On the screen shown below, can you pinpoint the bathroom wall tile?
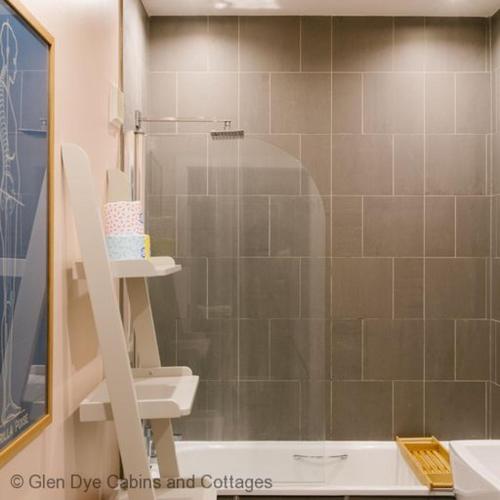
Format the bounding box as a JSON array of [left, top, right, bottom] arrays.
[[239, 196, 269, 257], [494, 197, 500, 257], [425, 197, 455, 257], [205, 382, 238, 440], [301, 135, 331, 196], [364, 320, 424, 380], [331, 381, 393, 440], [424, 18, 488, 72], [332, 258, 393, 319], [147, 72, 176, 133], [147, 135, 207, 195], [425, 73, 455, 134], [177, 196, 237, 257], [238, 381, 300, 439], [173, 381, 208, 439], [425, 382, 487, 439], [146, 195, 162, 219], [456, 196, 490, 257], [456, 73, 491, 134], [332, 135, 392, 195], [208, 17, 238, 71], [301, 258, 332, 318], [332, 17, 393, 71], [332, 320, 362, 380], [364, 197, 424, 257], [207, 258, 237, 319], [393, 18, 425, 71], [364, 73, 424, 133], [496, 323, 500, 383], [493, 259, 500, 321], [493, 133, 500, 195], [456, 320, 490, 381], [239, 320, 269, 380], [331, 196, 362, 256], [240, 258, 300, 318], [148, 215, 176, 256], [270, 73, 331, 133], [155, 319, 177, 366], [394, 381, 424, 437], [177, 318, 237, 380], [240, 135, 301, 195], [149, 257, 207, 320], [270, 196, 330, 257], [332, 73, 362, 133], [301, 381, 331, 440], [394, 135, 424, 195], [301, 16, 331, 71], [426, 135, 486, 195], [425, 258, 486, 319], [208, 139, 238, 195], [425, 320, 455, 380], [270, 319, 330, 380], [492, 383, 500, 438], [493, 11, 500, 71], [239, 73, 269, 134], [149, 16, 208, 71], [239, 17, 300, 71], [177, 72, 238, 133], [394, 259, 423, 319]]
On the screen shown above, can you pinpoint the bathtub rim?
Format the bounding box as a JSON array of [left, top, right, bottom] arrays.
[[173, 440, 454, 497]]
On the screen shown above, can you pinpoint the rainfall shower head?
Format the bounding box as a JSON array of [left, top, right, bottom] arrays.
[[210, 128, 245, 140]]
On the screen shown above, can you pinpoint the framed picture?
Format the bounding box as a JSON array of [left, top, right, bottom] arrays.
[[0, 0, 53, 467]]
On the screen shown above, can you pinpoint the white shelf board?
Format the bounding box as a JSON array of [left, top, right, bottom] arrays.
[[80, 367, 198, 422], [73, 256, 182, 279]]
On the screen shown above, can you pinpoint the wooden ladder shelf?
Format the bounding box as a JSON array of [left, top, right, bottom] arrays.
[[62, 144, 211, 500]]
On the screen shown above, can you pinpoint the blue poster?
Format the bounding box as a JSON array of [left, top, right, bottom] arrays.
[[0, 0, 51, 460]]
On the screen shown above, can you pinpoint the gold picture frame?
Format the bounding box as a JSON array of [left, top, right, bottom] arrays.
[[0, 0, 53, 468]]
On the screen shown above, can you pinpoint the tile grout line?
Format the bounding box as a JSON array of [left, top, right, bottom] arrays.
[[392, 258, 395, 320], [454, 196, 457, 257], [299, 16, 303, 72], [454, 319, 457, 380], [330, 22, 334, 324], [361, 319, 365, 381], [236, 15, 241, 424], [422, 15, 427, 436]]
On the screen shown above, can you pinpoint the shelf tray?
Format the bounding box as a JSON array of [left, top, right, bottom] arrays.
[[397, 436, 453, 490], [80, 367, 198, 422], [73, 256, 182, 279]]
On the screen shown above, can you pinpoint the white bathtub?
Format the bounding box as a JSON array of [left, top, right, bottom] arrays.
[[171, 441, 454, 497], [450, 440, 500, 500]]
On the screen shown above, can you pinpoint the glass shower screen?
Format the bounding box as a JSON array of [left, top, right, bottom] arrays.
[[145, 132, 330, 485]]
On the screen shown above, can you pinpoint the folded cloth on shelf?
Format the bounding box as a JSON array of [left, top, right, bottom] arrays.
[[106, 234, 147, 260]]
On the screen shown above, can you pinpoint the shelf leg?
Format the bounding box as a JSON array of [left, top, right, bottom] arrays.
[[126, 277, 161, 368], [151, 419, 180, 478]]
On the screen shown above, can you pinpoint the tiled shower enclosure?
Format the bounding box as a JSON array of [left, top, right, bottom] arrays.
[[138, 12, 500, 441]]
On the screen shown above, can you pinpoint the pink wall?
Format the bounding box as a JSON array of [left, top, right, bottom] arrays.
[[0, 0, 122, 497]]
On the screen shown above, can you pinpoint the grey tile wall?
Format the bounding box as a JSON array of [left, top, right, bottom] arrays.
[[145, 15, 495, 441]]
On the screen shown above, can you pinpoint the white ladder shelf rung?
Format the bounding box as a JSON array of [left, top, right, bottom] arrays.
[[80, 368, 199, 422], [73, 256, 182, 279]]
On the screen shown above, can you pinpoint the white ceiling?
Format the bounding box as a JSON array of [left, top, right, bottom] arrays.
[[142, 0, 500, 17]]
